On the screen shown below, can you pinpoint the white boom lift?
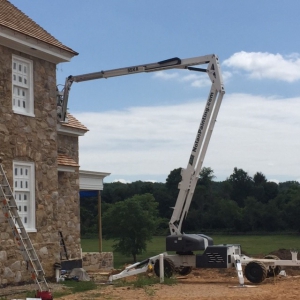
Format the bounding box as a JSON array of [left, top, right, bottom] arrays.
[[57, 54, 299, 286]]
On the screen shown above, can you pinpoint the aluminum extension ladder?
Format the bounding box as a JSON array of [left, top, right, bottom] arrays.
[[0, 163, 50, 293]]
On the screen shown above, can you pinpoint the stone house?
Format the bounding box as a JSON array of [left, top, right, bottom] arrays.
[[0, 0, 111, 285]]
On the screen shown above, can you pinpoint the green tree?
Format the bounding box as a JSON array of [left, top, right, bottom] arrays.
[[209, 198, 242, 230], [228, 167, 254, 207], [242, 197, 264, 231], [253, 172, 267, 185], [198, 167, 215, 186], [252, 172, 267, 203], [152, 182, 174, 220], [186, 167, 216, 231], [101, 181, 131, 204], [264, 181, 279, 202], [102, 193, 159, 262], [80, 195, 98, 237], [281, 185, 300, 232], [261, 200, 283, 231]]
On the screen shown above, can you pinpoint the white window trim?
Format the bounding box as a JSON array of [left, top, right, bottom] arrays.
[[13, 161, 36, 232], [12, 55, 35, 117]]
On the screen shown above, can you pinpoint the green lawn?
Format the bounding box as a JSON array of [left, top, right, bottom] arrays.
[[81, 234, 300, 269]]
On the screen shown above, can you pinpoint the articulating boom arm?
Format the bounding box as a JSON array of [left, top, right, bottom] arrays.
[[57, 54, 224, 121], [169, 55, 225, 236], [56, 54, 225, 237]]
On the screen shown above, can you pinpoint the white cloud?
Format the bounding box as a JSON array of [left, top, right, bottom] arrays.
[[153, 72, 179, 80], [153, 71, 211, 88], [222, 71, 233, 82], [181, 74, 211, 88], [74, 93, 300, 183], [269, 179, 279, 184], [113, 179, 131, 184], [223, 51, 300, 82]]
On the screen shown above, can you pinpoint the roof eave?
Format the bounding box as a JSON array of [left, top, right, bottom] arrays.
[[57, 124, 88, 137], [58, 165, 77, 173], [0, 25, 77, 63], [79, 170, 111, 190]]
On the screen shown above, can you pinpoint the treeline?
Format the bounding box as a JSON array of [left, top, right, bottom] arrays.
[[80, 167, 300, 237]]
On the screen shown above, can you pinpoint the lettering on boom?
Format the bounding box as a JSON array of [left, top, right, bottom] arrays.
[[189, 154, 195, 165], [191, 92, 214, 157], [128, 67, 138, 73]]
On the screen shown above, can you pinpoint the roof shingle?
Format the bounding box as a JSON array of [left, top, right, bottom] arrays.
[[62, 113, 89, 132], [57, 153, 79, 167], [0, 0, 78, 55]]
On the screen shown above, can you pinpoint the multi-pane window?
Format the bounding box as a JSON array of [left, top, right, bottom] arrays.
[[12, 56, 34, 116], [13, 162, 36, 232]]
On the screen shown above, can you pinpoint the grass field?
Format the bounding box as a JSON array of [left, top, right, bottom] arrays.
[[81, 234, 300, 269]]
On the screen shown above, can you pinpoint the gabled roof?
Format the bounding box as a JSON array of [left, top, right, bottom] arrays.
[[0, 0, 78, 59]]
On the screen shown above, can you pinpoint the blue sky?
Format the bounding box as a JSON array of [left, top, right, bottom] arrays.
[[10, 0, 300, 183]]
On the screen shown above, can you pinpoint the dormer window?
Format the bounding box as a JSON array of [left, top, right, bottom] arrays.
[[12, 55, 34, 117]]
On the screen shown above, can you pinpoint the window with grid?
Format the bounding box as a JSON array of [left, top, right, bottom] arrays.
[[12, 56, 34, 116], [13, 161, 36, 232]]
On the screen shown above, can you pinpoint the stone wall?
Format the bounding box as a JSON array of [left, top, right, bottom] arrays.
[[82, 252, 113, 271], [57, 132, 81, 260], [58, 134, 79, 160], [0, 44, 60, 284], [0, 42, 91, 285], [57, 170, 81, 260]]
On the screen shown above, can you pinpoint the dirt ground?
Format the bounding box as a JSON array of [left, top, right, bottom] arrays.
[[3, 249, 300, 300], [59, 267, 300, 300], [2, 268, 300, 300]]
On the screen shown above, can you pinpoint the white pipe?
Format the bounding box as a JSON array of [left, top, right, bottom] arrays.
[[159, 254, 164, 283], [55, 268, 60, 282]]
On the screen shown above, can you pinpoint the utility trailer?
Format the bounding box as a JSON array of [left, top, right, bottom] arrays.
[[109, 246, 299, 285], [57, 54, 300, 286]]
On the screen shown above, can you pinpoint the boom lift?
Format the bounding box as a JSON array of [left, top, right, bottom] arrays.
[[57, 54, 299, 285]]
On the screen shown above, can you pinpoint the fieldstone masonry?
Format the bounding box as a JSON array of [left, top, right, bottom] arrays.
[[0, 43, 112, 285], [0, 44, 61, 284], [82, 252, 113, 271]]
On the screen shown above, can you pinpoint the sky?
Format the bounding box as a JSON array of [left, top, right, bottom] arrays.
[[10, 0, 300, 184]]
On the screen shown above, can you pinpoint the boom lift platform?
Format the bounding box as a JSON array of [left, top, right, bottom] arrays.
[[0, 164, 53, 300], [57, 54, 300, 285]]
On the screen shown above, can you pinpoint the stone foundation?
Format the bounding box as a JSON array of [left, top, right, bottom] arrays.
[[0, 241, 60, 285], [82, 252, 113, 271]]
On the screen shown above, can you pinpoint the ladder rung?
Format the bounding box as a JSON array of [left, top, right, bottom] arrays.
[[37, 280, 45, 284]]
